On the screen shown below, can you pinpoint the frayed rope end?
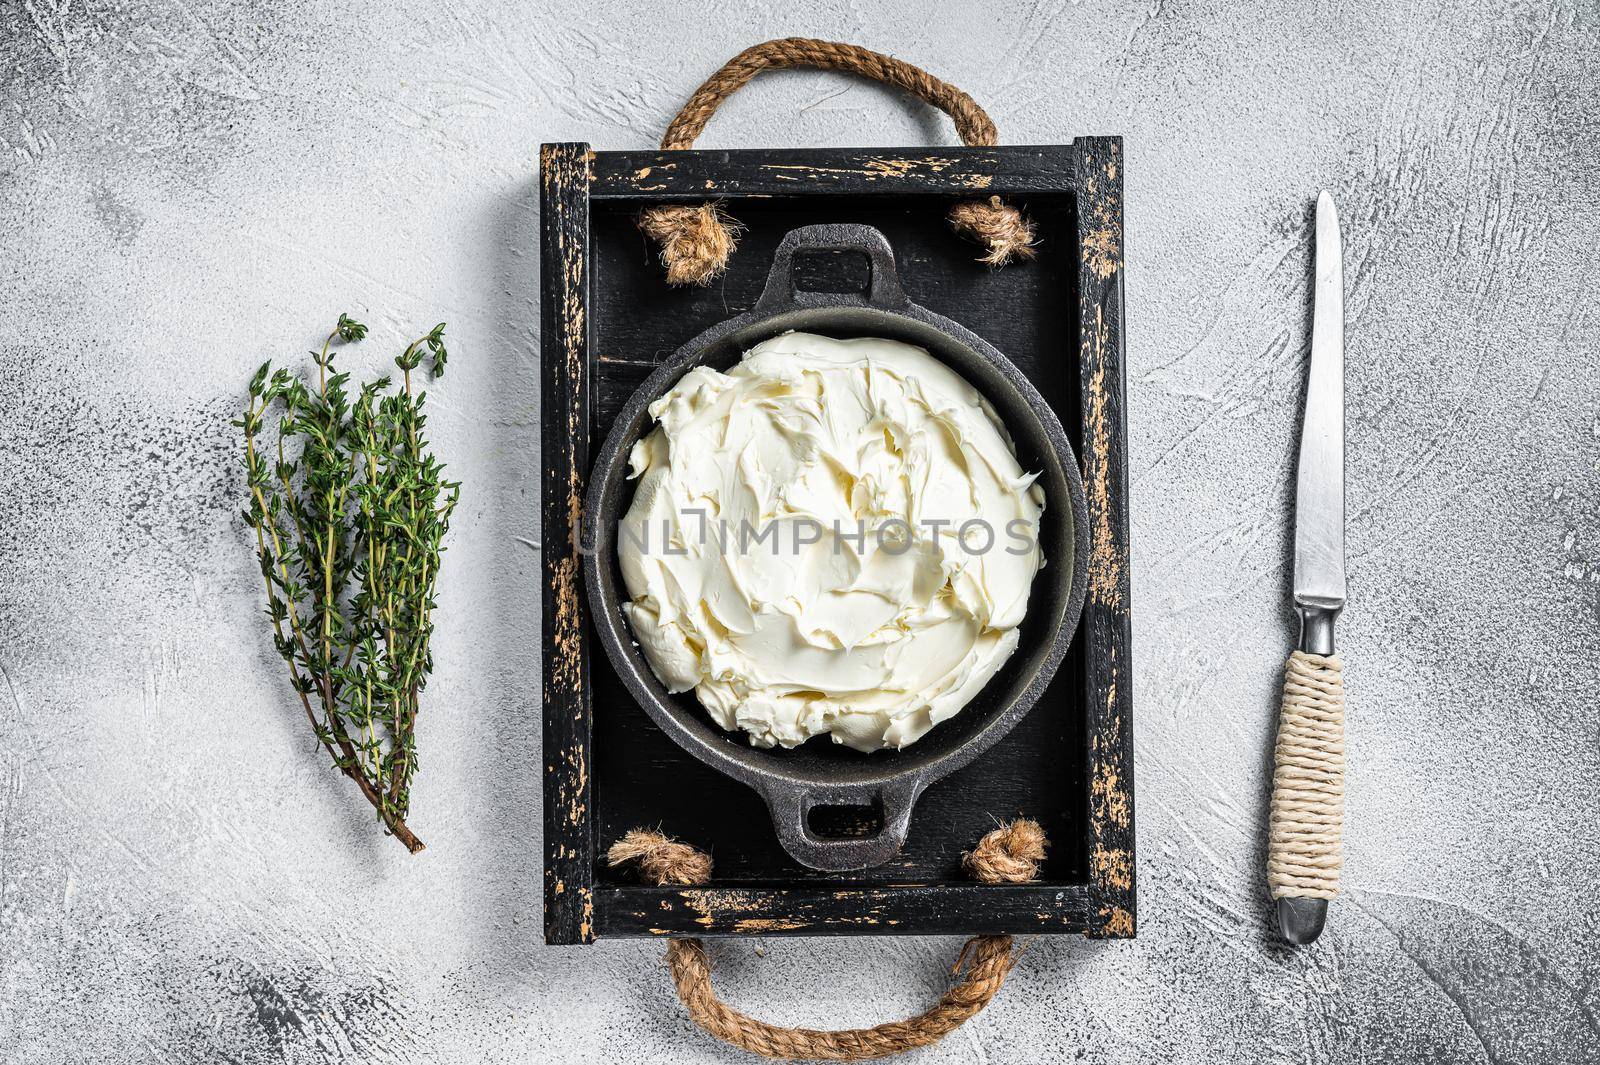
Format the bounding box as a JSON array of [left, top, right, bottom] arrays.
[[638, 203, 742, 286], [963, 818, 1047, 885], [948, 196, 1037, 267], [607, 828, 713, 886]]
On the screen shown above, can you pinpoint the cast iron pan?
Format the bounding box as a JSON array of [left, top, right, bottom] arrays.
[[583, 224, 1090, 871]]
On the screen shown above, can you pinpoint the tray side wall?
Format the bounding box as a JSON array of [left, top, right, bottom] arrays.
[[541, 143, 597, 945], [1075, 139, 1138, 936]]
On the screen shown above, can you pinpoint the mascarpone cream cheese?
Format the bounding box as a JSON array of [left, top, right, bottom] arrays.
[[617, 332, 1045, 753]]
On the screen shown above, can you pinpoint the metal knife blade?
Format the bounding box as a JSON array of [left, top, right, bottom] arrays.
[[1293, 190, 1346, 631]]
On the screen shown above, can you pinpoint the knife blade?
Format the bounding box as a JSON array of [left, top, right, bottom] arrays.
[[1294, 190, 1347, 628], [1271, 190, 1348, 946]]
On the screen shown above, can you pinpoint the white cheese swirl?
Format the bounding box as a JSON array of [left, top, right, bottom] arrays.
[[617, 332, 1045, 753]]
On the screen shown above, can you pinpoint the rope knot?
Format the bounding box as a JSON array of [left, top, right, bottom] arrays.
[[947, 196, 1038, 267], [964, 818, 1047, 884], [637, 204, 741, 288], [607, 828, 713, 886]]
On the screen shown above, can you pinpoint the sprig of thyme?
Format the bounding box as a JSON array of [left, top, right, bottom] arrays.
[[238, 315, 458, 853]]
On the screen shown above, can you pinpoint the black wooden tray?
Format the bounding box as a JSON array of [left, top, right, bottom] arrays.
[[541, 139, 1133, 944]]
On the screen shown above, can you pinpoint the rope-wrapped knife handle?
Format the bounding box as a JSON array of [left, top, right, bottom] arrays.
[[1267, 649, 1345, 943]]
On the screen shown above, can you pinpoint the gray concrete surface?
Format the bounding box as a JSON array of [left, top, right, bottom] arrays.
[[2, 0, 1597, 1061]]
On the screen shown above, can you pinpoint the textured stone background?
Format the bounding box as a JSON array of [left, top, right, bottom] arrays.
[[2, 0, 1597, 1061]]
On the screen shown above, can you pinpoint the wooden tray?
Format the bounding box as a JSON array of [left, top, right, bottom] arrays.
[[541, 139, 1134, 944]]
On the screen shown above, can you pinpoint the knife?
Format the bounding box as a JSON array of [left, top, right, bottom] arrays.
[[1268, 190, 1348, 945]]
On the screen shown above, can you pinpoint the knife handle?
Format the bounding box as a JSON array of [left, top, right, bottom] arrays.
[[1267, 648, 1345, 944]]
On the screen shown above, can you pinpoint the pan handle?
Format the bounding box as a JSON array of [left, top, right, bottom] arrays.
[[753, 224, 911, 315], [760, 776, 923, 872]]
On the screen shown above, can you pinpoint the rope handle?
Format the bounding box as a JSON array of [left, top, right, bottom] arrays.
[[609, 820, 1048, 1061], [640, 37, 1036, 286], [1267, 651, 1346, 900], [658, 37, 999, 152]]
